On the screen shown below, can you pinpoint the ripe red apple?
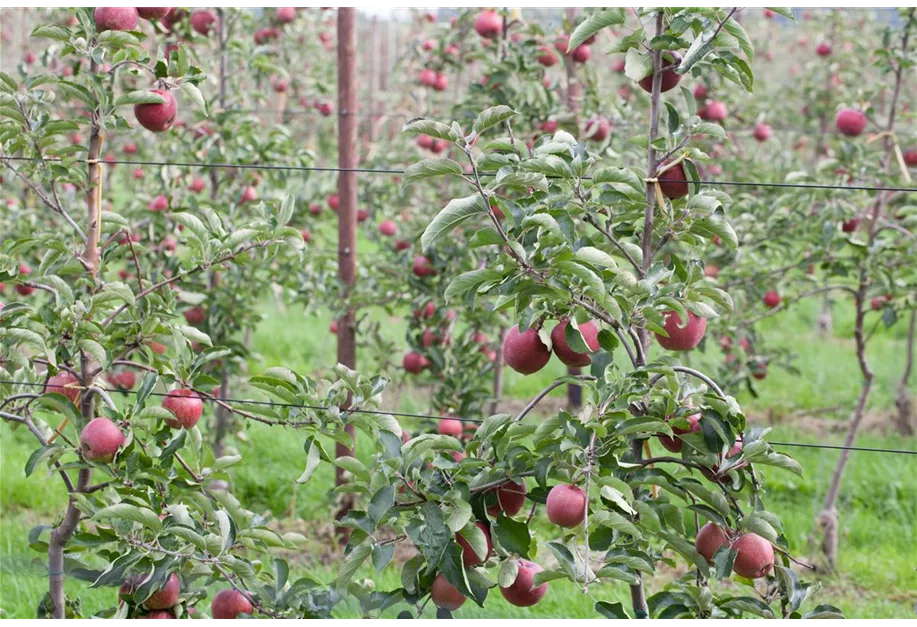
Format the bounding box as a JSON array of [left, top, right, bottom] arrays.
[[357, 209, 369, 223], [309, 202, 321, 216], [301, 229, 311, 243], [503, 325, 551, 375], [753, 123, 772, 142], [418, 68, 437, 87], [473, 10, 502, 38], [378, 220, 397, 237], [870, 295, 890, 310], [694, 522, 729, 562], [316, 102, 333, 116], [842, 218, 860, 233], [16, 262, 35, 296], [536, 46, 558, 67], [704, 265, 720, 279], [433, 74, 448, 92], [456, 522, 492, 566], [571, 44, 590, 63], [211, 589, 253, 619], [148, 195, 168, 211], [395, 240, 411, 252], [133, 168, 144, 180], [655, 311, 707, 351], [763, 290, 781, 309], [123, 143, 137, 154], [136, 611, 175, 619], [403, 351, 428, 374], [134, 89, 177, 133], [539, 119, 558, 134], [80, 417, 125, 462], [431, 573, 465, 611], [183, 306, 205, 326], [702, 100, 728, 122], [486, 480, 526, 517], [94, 7, 139, 31], [693, 84, 708, 100], [137, 8, 172, 20], [328, 193, 339, 211], [500, 560, 548, 607], [816, 42, 832, 56], [584, 117, 610, 142], [108, 370, 136, 391], [254, 27, 280, 44], [763, 8, 775, 18], [835, 108, 866, 137], [658, 413, 701, 453], [438, 418, 463, 437], [240, 186, 257, 203], [550, 319, 599, 367], [47, 371, 80, 404], [276, 7, 296, 23], [162, 389, 203, 429], [272, 78, 288, 93], [732, 533, 775, 579], [412, 255, 436, 277], [637, 51, 682, 93], [190, 10, 215, 35], [546, 484, 587, 528], [121, 573, 180, 609], [904, 150, 917, 167], [188, 177, 205, 194], [658, 160, 689, 199], [416, 134, 434, 150], [421, 39, 435, 51]]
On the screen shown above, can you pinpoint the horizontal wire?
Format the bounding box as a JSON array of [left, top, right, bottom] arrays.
[[2, 155, 915, 193], [5, 380, 916, 456]]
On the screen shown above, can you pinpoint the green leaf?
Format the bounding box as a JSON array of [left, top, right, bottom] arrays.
[[215, 509, 235, 554], [472, 105, 516, 137], [444, 269, 502, 302], [720, 596, 776, 619], [371, 543, 395, 572], [402, 158, 463, 187], [296, 438, 323, 484], [336, 541, 372, 589], [277, 194, 295, 227], [421, 194, 488, 251], [690, 216, 738, 249], [492, 515, 531, 558], [78, 339, 108, 369], [180, 82, 207, 115], [624, 47, 653, 82], [402, 117, 459, 141], [115, 90, 168, 107], [567, 10, 624, 52], [25, 444, 64, 477], [368, 486, 394, 525], [802, 604, 845, 619], [491, 171, 548, 193], [31, 25, 71, 42], [334, 456, 369, 482], [94, 504, 163, 532], [595, 601, 631, 618], [765, 8, 795, 20], [498, 560, 519, 588]]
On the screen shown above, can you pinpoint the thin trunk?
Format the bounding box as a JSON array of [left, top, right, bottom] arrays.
[[895, 307, 916, 435], [816, 9, 912, 568], [211, 10, 230, 458], [49, 99, 103, 613], [628, 12, 665, 619], [334, 8, 358, 544], [490, 326, 506, 415]]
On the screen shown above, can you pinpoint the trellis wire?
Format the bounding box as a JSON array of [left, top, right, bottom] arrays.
[[4, 380, 915, 456], [3, 156, 915, 193]]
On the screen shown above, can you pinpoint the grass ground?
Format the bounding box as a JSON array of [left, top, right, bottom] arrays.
[[1, 299, 915, 618]]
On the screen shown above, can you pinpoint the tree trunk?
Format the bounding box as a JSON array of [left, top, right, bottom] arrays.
[[334, 8, 358, 544], [895, 307, 916, 436]]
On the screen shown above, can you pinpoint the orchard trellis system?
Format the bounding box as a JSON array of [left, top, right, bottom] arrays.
[[1, 6, 915, 620]]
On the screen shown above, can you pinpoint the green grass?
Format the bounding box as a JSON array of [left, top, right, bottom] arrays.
[[1, 302, 915, 618]]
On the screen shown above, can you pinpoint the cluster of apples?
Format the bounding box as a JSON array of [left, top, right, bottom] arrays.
[[118, 572, 254, 618]]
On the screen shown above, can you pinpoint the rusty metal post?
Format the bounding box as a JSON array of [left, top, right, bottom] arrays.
[[334, 7, 358, 543]]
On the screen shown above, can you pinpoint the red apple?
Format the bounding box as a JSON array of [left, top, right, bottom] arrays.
[[835, 108, 866, 137], [121, 573, 180, 609], [473, 10, 502, 38], [502, 325, 550, 375], [136, 611, 175, 619], [456, 522, 492, 566], [732, 533, 775, 579], [328, 193, 339, 211], [431, 573, 465, 611], [276, 7, 296, 23], [571, 44, 590, 64], [658, 413, 701, 453], [378, 220, 397, 236], [80, 417, 125, 462], [190, 10, 216, 35], [438, 418, 463, 437], [753, 123, 772, 142], [148, 195, 168, 211], [500, 560, 547, 607], [655, 311, 707, 351], [816, 42, 832, 56], [546, 484, 587, 528], [550, 319, 599, 367], [162, 389, 203, 429], [240, 186, 257, 204], [486, 480, 526, 517], [658, 160, 689, 199], [536, 46, 558, 67], [637, 51, 682, 93], [94, 7, 139, 31], [695, 522, 729, 562], [702, 100, 728, 122], [137, 8, 172, 20], [301, 229, 311, 243], [904, 150, 917, 167], [584, 117, 611, 142], [183, 306, 205, 326], [134, 89, 178, 133], [763, 290, 781, 308], [211, 589, 253, 619], [412, 255, 436, 277], [403, 351, 428, 374], [47, 371, 80, 404]]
